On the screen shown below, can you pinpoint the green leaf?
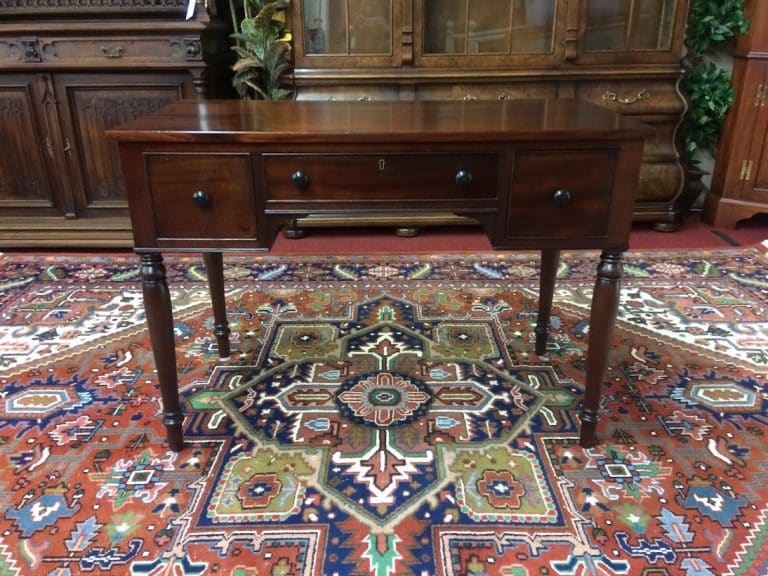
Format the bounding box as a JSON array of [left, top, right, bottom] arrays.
[[230, 0, 292, 100]]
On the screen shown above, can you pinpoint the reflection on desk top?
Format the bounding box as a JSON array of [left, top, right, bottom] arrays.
[[107, 98, 653, 144]]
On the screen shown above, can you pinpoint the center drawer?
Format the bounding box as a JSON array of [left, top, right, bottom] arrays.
[[263, 152, 499, 202]]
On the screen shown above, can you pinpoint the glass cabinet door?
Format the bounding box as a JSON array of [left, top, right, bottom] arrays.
[[584, 0, 677, 52], [422, 0, 557, 56], [294, 0, 399, 66]]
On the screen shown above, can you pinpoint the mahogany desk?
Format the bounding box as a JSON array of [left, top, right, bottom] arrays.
[[108, 99, 649, 452]]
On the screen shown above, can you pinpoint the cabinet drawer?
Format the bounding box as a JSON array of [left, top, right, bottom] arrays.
[[264, 153, 499, 203], [506, 150, 616, 239], [145, 153, 257, 239], [415, 81, 559, 102], [577, 79, 684, 115], [6, 36, 200, 65], [293, 85, 400, 102]]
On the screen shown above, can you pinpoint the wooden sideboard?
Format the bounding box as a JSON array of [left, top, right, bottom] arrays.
[[0, 0, 230, 247], [108, 98, 650, 451], [703, 0, 768, 228]]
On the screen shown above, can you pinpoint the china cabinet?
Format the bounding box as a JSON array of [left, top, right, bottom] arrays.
[[288, 0, 690, 230], [703, 0, 768, 229], [0, 0, 229, 247]]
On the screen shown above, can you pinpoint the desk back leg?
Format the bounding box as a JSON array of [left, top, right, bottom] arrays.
[[140, 253, 185, 452], [535, 249, 560, 355], [203, 252, 231, 359], [580, 249, 623, 448]]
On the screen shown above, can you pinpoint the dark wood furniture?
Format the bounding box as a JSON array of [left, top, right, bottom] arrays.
[[108, 98, 649, 451], [0, 0, 690, 246], [0, 0, 229, 247], [288, 0, 690, 231], [703, 0, 768, 229]]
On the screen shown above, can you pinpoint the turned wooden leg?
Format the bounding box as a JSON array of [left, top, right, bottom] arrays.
[[535, 249, 560, 355], [203, 252, 231, 359], [140, 253, 184, 452], [580, 250, 623, 448]]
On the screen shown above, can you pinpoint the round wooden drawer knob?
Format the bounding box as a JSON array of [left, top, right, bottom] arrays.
[[455, 170, 473, 188], [553, 189, 572, 206], [291, 171, 309, 187], [192, 190, 211, 209]]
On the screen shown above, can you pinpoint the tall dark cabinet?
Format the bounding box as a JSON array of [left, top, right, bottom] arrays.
[[703, 0, 768, 229], [0, 1, 229, 247]]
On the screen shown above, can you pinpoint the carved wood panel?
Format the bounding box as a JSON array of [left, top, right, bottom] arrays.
[[0, 75, 62, 215], [0, 0, 186, 16], [54, 73, 188, 215]]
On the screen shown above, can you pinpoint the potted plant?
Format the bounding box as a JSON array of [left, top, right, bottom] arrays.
[[678, 0, 749, 207], [229, 0, 293, 100]]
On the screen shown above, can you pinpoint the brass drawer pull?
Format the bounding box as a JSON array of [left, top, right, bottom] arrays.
[[602, 89, 650, 105], [291, 170, 309, 188], [552, 189, 572, 206], [455, 169, 473, 188], [192, 190, 211, 209]]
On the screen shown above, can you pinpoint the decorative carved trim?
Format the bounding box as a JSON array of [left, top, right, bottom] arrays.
[[81, 95, 174, 125], [41, 41, 58, 60], [1, 0, 184, 8], [401, 0, 413, 66], [563, 0, 580, 63], [100, 45, 125, 59], [0, 100, 24, 117], [183, 38, 202, 61], [0, 41, 22, 62], [21, 38, 41, 62], [0, 38, 59, 63], [39, 74, 57, 107]]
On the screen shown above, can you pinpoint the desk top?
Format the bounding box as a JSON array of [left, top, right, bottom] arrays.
[[107, 98, 651, 145]]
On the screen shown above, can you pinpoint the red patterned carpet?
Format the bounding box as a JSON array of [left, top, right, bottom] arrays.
[[0, 247, 767, 575]]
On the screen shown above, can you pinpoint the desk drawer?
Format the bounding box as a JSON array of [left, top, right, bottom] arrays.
[[506, 150, 616, 239], [146, 153, 257, 239], [263, 153, 499, 203]]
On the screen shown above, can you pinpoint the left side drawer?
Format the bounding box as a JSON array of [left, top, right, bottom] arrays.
[[145, 153, 257, 240]]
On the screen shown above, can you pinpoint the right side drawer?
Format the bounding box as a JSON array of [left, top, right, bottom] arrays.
[[505, 150, 617, 239]]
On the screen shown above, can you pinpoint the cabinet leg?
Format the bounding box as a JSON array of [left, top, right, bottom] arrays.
[[394, 226, 419, 237], [203, 252, 231, 359], [702, 195, 761, 230], [535, 249, 560, 355], [282, 219, 306, 239], [580, 250, 623, 448], [140, 253, 184, 452]]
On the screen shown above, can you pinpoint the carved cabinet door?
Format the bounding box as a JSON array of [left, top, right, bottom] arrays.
[[52, 72, 191, 218], [0, 73, 67, 218]]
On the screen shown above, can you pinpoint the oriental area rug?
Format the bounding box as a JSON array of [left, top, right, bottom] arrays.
[[0, 247, 767, 576]]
